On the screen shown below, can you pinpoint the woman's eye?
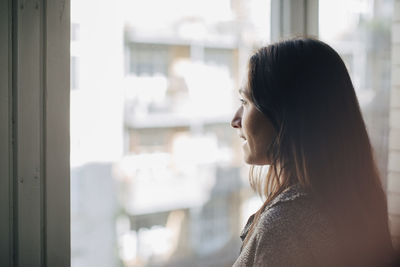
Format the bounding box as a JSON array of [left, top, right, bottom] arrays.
[[240, 98, 247, 105]]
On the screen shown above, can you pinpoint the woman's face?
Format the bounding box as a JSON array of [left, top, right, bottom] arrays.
[[231, 85, 276, 165]]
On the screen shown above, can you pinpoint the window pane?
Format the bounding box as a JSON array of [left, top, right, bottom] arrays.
[[319, 0, 393, 187], [71, 0, 271, 266]]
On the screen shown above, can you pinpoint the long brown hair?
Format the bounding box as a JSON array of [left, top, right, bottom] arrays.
[[242, 38, 394, 264]]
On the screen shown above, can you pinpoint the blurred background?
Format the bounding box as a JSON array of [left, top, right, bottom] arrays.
[[70, 0, 394, 266]]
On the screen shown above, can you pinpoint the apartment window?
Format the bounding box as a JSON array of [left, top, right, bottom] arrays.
[[204, 47, 234, 77], [71, 23, 80, 41], [128, 43, 169, 77], [71, 56, 79, 90]]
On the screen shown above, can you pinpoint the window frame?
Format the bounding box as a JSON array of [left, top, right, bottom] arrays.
[[0, 0, 70, 265]]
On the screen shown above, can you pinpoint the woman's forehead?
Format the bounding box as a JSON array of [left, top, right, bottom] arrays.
[[239, 87, 249, 96], [239, 82, 251, 95]]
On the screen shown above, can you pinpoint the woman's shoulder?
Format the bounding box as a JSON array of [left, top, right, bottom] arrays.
[[261, 183, 310, 216], [235, 185, 397, 267], [258, 183, 321, 230], [258, 183, 336, 243], [252, 184, 338, 266]]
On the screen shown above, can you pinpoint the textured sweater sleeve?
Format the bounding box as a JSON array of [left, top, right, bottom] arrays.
[[233, 195, 337, 267], [252, 201, 316, 266]]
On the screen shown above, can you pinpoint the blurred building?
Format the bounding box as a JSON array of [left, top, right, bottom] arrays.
[[70, 0, 269, 266], [115, 2, 264, 264], [70, 0, 124, 266]]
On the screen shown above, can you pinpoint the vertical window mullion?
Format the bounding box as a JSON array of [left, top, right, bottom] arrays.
[[15, 0, 44, 265], [0, 0, 13, 266]]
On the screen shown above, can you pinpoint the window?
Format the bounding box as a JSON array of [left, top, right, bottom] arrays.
[[3, 0, 398, 265], [71, 0, 270, 266]]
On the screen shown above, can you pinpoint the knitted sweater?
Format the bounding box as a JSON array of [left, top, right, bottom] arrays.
[[233, 184, 345, 267]]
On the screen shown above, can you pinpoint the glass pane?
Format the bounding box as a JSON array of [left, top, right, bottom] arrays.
[[70, 0, 271, 266], [319, 0, 393, 187]]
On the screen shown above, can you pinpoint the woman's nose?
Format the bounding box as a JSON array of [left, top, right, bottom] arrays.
[[231, 107, 242, 128]]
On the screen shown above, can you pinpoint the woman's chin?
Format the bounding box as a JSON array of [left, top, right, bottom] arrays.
[[243, 154, 270, 165]]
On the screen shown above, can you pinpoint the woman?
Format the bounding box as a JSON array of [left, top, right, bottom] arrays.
[[231, 38, 396, 267]]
